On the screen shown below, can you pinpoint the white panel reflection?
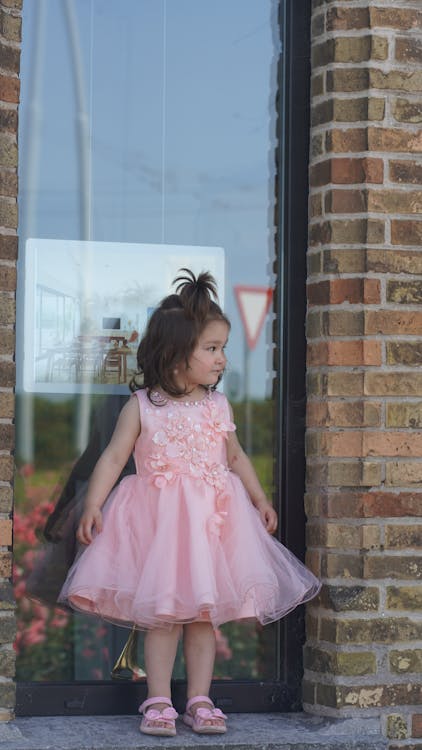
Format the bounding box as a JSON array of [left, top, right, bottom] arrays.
[[23, 238, 225, 394]]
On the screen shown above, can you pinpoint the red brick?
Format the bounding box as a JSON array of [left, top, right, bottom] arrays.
[[319, 491, 422, 519], [310, 160, 331, 187], [363, 492, 422, 518], [326, 7, 370, 31], [367, 249, 422, 274], [365, 371, 422, 396], [0, 552, 11, 577], [369, 127, 422, 153], [0, 264, 16, 291], [387, 280, 422, 304], [321, 310, 365, 336], [319, 432, 362, 458], [331, 219, 384, 245], [390, 160, 422, 185], [0, 424, 13, 450], [370, 7, 422, 31], [393, 98, 422, 124], [331, 158, 383, 184], [0, 519, 12, 546], [325, 189, 367, 213], [0, 108, 17, 133], [0, 360, 14, 387], [413, 716, 422, 739], [310, 193, 323, 218], [386, 526, 422, 550], [0, 75, 19, 104], [392, 220, 422, 246], [0, 455, 13, 483], [0, 169, 17, 197], [327, 68, 369, 93], [387, 342, 422, 366], [365, 311, 422, 335], [370, 69, 422, 94], [0, 42, 20, 74], [309, 221, 331, 246], [310, 158, 384, 186], [328, 402, 381, 428], [306, 402, 327, 428], [395, 36, 422, 63], [364, 555, 422, 580], [307, 341, 381, 367], [368, 189, 422, 214], [308, 279, 380, 305], [318, 430, 422, 459], [0, 392, 14, 419], [0, 235, 17, 260], [326, 128, 368, 153], [365, 432, 422, 457], [326, 372, 364, 397]]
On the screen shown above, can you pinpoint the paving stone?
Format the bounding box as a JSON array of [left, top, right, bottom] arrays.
[[1, 713, 386, 750]]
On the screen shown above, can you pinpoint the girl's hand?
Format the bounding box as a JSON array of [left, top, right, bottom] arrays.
[[77, 508, 103, 545], [257, 500, 278, 534]]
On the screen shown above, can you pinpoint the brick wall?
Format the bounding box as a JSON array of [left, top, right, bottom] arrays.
[[305, 0, 422, 744], [0, 0, 21, 722]]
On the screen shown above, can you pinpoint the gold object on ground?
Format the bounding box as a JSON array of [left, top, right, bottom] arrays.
[[111, 626, 146, 681]]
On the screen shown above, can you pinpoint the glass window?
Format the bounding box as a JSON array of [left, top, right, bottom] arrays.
[[15, 0, 280, 692]]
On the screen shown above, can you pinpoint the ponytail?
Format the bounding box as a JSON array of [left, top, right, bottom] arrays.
[[174, 268, 218, 323]]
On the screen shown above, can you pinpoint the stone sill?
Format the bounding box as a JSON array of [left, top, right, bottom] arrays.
[[2, 713, 387, 750]]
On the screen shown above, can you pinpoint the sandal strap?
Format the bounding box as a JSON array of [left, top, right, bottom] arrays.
[[139, 696, 175, 715], [196, 706, 227, 721], [143, 707, 178, 724], [186, 695, 214, 713]]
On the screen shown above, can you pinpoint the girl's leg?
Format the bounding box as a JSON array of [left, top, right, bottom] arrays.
[[183, 621, 216, 699], [143, 625, 181, 724], [183, 622, 225, 729]]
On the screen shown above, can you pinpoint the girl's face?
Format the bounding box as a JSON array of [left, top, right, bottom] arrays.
[[179, 319, 229, 390]]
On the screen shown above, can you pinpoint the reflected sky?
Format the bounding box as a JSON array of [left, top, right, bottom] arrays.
[[18, 0, 280, 398]]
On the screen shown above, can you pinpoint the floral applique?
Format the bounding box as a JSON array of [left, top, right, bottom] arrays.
[[202, 399, 235, 447], [145, 399, 235, 493]]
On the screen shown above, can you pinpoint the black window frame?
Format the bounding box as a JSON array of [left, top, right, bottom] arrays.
[[16, 0, 311, 716]]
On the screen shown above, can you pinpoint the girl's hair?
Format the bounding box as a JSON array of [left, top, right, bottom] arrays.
[[129, 268, 230, 399]]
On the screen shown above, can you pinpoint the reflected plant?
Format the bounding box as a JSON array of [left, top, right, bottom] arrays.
[[72, 618, 112, 680], [13, 468, 74, 681]]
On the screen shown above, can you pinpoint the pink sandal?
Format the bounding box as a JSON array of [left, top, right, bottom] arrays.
[[183, 695, 227, 734], [139, 697, 178, 736]]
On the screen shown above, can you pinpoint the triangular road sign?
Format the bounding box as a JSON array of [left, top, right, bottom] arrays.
[[234, 285, 273, 350]]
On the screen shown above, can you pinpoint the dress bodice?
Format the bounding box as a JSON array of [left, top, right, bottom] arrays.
[[133, 389, 236, 491]]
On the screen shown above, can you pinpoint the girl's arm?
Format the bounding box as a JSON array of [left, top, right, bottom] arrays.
[[226, 420, 278, 535], [77, 396, 141, 544]]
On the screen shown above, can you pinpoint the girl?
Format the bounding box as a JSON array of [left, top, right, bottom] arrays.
[[59, 268, 320, 737]]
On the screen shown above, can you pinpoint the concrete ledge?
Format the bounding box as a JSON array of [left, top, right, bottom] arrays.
[[1, 713, 387, 750]]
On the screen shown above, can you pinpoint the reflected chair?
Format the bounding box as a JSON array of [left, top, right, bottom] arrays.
[[102, 350, 122, 384]]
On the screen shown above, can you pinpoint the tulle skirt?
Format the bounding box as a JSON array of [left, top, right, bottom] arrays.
[[58, 473, 321, 629]]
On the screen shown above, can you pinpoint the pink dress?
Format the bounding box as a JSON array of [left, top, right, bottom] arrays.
[[59, 389, 320, 629]]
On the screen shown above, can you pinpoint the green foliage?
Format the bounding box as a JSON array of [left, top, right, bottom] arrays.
[[16, 396, 77, 468], [232, 398, 275, 455], [232, 399, 275, 498]]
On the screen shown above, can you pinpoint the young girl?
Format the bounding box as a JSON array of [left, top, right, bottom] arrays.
[[59, 268, 320, 736]]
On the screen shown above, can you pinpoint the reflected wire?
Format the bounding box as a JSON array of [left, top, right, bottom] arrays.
[[161, 0, 167, 243]]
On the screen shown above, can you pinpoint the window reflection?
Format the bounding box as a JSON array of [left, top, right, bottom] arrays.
[[15, 0, 280, 684]]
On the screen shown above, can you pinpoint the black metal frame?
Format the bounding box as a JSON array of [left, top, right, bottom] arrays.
[[16, 0, 312, 716], [276, 0, 312, 704]]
